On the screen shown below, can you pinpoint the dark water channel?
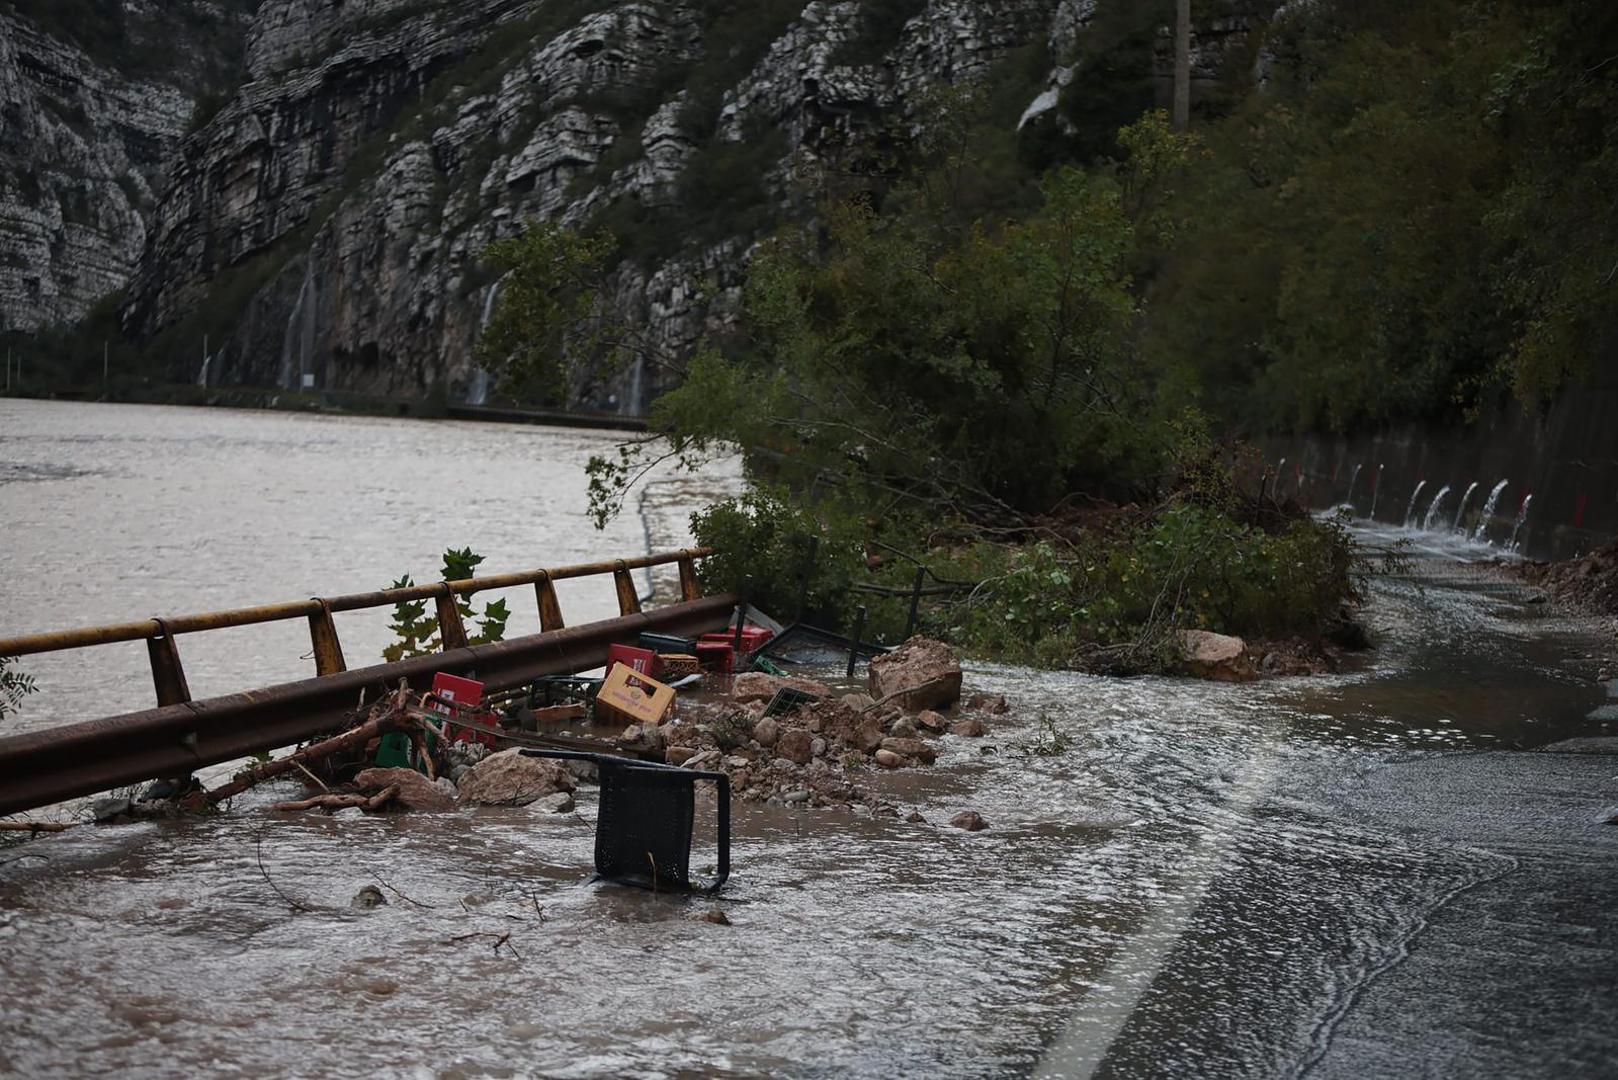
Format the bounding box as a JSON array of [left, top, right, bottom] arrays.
[[2, 413, 1616, 1075]]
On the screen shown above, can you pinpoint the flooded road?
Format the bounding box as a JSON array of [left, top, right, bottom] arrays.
[[3, 402, 1617, 1077]]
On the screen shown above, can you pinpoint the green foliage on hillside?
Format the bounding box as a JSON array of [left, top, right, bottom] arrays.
[[1144, 0, 1618, 429]]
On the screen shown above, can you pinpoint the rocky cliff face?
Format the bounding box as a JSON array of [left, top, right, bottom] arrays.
[[13, 0, 1277, 406], [0, 1, 258, 333]]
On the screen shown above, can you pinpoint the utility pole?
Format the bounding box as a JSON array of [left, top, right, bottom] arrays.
[[1173, 0, 1192, 130]]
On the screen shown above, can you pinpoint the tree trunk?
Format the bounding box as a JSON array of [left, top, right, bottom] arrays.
[[1173, 0, 1192, 130]]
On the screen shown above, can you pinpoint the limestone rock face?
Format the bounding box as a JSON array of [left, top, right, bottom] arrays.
[[0, 2, 257, 333], [13, 0, 1278, 403]]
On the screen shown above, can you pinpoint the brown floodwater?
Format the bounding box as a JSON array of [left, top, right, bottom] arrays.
[[2, 402, 1616, 1078]]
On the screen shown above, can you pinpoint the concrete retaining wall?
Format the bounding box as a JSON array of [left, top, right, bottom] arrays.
[[1261, 381, 1618, 562]]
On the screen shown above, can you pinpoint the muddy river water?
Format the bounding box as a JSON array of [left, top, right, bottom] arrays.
[[2, 401, 1616, 1078]]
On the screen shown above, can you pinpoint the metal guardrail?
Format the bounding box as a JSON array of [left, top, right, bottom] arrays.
[[0, 549, 711, 708], [0, 549, 735, 816]]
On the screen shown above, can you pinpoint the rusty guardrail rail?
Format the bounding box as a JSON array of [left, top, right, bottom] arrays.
[[0, 549, 737, 816]]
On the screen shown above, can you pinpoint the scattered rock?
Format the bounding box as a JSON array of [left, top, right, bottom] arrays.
[[906, 811, 926, 824], [810, 736, 827, 759], [455, 750, 576, 807], [951, 717, 987, 737], [777, 728, 814, 766], [617, 723, 665, 756], [333, 807, 365, 820], [91, 797, 133, 823], [840, 692, 876, 711], [782, 789, 810, 804], [681, 750, 722, 772], [351, 885, 387, 909], [732, 672, 833, 704], [1177, 630, 1257, 683], [874, 749, 905, 769], [433, 777, 458, 799], [881, 737, 937, 764], [667, 746, 697, 767], [915, 710, 948, 734], [752, 716, 780, 748], [562, 758, 599, 783], [868, 637, 963, 712], [965, 692, 1009, 715], [702, 906, 731, 925], [949, 810, 988, 831], [890, 716, 919, 739], [355, 767, 456, 812], [531, 792, 576, 815]]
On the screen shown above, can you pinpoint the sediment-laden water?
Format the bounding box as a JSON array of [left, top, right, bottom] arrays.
[[2, 401, 1615, 1077]]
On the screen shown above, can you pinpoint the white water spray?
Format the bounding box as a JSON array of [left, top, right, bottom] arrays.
[[1369, 464, 1385, 520], [1508, 493, 1534, 551], [280, 265, 316, 391], [467, 279, 503, 406], [1472, 480, 1510, 541], [1346, 463, 1363, 511], [1421, 485, 1453, 531], [1404, 480, 1428, 527], [1451, 481, 1479, 532]]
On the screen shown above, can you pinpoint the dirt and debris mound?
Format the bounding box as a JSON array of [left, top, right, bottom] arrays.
[[1521, 539, 1618, 615]]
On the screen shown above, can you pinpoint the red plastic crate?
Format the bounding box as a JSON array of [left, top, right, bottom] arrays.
[[431, 672, 498, 748], [699, 625, 773, 654], [606, 643, 660, 686], [694, 641, 734, 673]]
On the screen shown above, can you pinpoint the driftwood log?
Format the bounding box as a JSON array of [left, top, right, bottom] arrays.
[[206, 685, 413, 803], [0, 821, 72, 834], [271, 784, 399, 814]]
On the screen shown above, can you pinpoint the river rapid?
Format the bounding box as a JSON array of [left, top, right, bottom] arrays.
[[2, 401, 1615, 1078]]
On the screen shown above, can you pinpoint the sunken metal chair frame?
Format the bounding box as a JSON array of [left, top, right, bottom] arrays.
[[519, 749, 730, 894]]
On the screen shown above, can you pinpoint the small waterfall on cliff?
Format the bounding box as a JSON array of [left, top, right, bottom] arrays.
[[1472, 480, 1510, 541], [1508, 494, 1534, 551], [625, 354, 644, 416], [1346, 463, 1363, 511], [280, 266, 316, 391], [1404, 480, 1428, 527], [468, 280, 502, 406], [1369, 464, 1385, 520], [1451, 481, 1479, 531], [1421, 485, 1453, 531]]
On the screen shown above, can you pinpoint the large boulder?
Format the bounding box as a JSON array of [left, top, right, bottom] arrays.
[[455, 749, 576, 806], [1178, 630, 1257, 683], [868, 637, 962, 712], [732, 672, 833, 704], [354, 767, 457, 812]]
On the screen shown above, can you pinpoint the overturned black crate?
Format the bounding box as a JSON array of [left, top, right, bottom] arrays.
[[519, 749, 730, 894]]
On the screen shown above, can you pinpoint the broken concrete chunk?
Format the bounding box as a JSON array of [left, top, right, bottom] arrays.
[[949, 810, 988, 831]]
